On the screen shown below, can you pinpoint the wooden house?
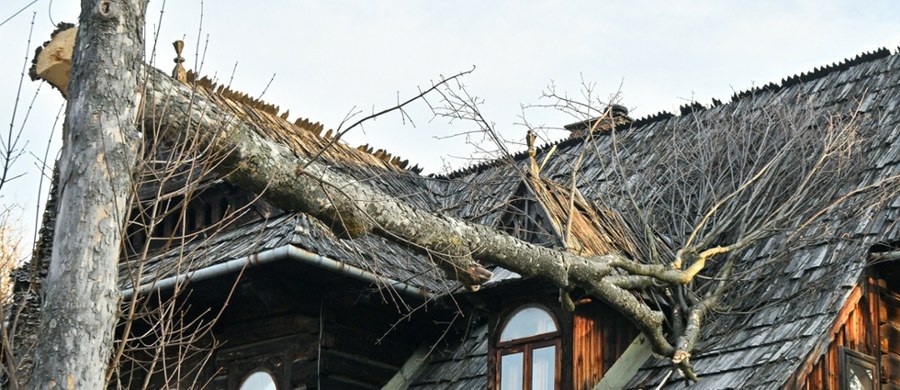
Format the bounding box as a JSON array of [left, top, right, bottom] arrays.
[[13, 26, 900, 389]]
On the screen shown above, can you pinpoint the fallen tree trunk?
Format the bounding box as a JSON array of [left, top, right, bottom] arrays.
[[143, 61, 682, 359], [32, 28, 722, 377]]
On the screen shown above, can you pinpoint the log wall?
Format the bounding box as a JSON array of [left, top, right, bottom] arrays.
[[125, 266, 426, 389]]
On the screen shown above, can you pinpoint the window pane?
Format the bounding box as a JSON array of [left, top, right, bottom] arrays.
[[500, 352, 524, 390], [532, 346, 556, 390], [240, 370, 277, 390], [500, 307, 558, 341], [847, 361, 874, 390]]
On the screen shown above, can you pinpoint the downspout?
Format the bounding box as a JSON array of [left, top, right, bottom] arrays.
[[121, 245, 434, 299]]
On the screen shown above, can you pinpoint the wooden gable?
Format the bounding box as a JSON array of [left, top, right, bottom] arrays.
[[790, 255, 900, 389]]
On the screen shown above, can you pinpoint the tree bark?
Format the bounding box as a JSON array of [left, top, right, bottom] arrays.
[[30, 1, 146, 388], [134, 67, 684, 358], [30, 22, 724, 374]]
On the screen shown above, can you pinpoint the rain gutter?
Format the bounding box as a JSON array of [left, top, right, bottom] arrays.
[[121, 245, 434, 299]]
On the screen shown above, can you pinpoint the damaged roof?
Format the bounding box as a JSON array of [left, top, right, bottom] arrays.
[[117, 67, 466, 296], [120, 36, 900, 388], [120, 211, 459, 295], [408, 47, 900, 388]]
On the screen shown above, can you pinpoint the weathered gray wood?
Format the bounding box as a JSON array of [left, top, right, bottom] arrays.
[[9, 168, 59, 388], [136, 69, 677, 358], [30, 1, 147, 388], [32, 19, 855, 380], [594, 334, 653, 390], [382, 344, 431, 390]]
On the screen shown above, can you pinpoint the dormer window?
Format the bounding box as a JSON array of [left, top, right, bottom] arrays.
[[497, 305, 560, 389]]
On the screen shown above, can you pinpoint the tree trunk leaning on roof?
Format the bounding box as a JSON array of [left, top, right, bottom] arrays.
[[30, 1, 147, 388], [134, 64, 705, 373], [32, 26, 729, 382], [32, 18, 864, 382]]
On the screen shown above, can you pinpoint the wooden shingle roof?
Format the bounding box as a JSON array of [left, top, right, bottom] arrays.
[[129, 40, 900, 388], [413, 48, 900, 388]]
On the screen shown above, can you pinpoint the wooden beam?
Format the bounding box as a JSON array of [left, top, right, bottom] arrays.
[[381, 344, 432, 390], [785, 285, 863, 389], [594, 333, 653, 390]]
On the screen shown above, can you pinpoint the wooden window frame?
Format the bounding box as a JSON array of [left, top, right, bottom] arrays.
[[495, 304, 562, 390], [839, 347, 880, 390]]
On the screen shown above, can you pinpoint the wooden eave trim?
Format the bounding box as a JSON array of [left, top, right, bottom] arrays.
[[784, 284, 864, 389]]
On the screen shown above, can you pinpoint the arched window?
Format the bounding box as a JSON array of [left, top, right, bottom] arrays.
[[239, 369, 277, 390], [497, 305, 560, 390]]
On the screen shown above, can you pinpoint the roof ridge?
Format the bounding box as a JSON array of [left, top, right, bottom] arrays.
[[184, 70, 422, 174], [733, 47, 893, 102], [434, 46, 897, 180], [436, 109, 678, 180]]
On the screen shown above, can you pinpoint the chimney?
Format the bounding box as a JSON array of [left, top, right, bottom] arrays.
[[565, 104, 633, 139]]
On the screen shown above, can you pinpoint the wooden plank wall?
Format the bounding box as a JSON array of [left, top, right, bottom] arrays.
[[795, 279, 900, 389], [572, 301, 639, 390], [212, 313, 320, 389], [125, 271, 425, 390], [317, 296, 419, 390], [881, 290, 900, 389], [212, 298, 419, 390]]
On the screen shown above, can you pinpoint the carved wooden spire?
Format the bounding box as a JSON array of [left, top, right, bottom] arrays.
[[172, 40, 186, 82], [527, 129, 539, 178]]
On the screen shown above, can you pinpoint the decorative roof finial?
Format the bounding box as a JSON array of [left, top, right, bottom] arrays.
[[172, 40, 186, 83], [527, 129, 539, 177]]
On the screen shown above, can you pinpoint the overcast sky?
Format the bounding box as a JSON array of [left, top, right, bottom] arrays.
[[1, 0, 899, 240]]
